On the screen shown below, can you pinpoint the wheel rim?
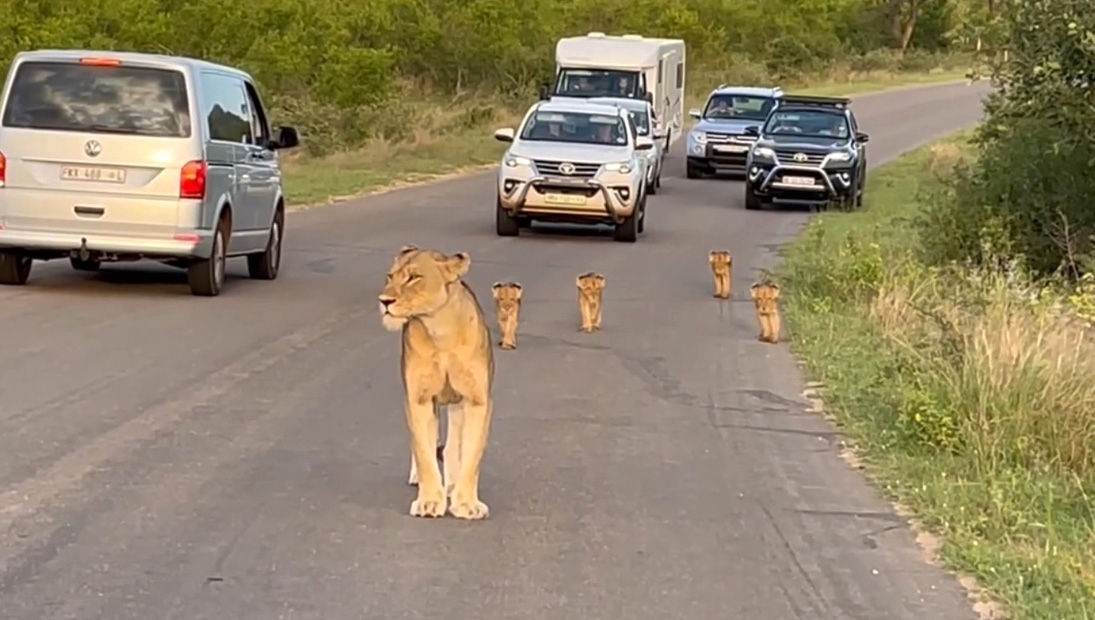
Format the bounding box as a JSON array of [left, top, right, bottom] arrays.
[[269, 221, 281, 273], [213, 231, 225, 288]]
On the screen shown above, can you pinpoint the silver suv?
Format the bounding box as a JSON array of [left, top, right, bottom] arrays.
[[0, 50, 299, 296], [493, 99, 653, 242]]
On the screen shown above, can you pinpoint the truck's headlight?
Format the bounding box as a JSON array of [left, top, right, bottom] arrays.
[[752, 147, 776, 161], [604, 162, 632, 174], [505, 156, 532, 168], [692, 131, 708, 144]]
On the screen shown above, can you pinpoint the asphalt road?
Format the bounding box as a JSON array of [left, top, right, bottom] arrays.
[[0, 80, 990, 620]]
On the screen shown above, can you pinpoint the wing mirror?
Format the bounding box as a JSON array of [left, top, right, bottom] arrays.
[[635, 136, 655, 151], [493, 128, 515, 143], [269, 126, 299, 150], [689, 108, 702, 120], [856, 131, 870, 143]]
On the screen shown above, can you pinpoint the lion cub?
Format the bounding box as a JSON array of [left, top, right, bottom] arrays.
[[750, 282, 782, 344], [709, 250, 732, 299], [491, 282, 523, 350], [576, 272, 605, 333]]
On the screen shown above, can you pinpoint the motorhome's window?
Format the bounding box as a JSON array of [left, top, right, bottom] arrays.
[[520, 111, 628, 146], [658, 60, 663, 85], [763, 110, 850, 139], [2, 61, 191, 137], [702, 94, 775, 121], [555, 69, 641, 98], [676, 62, 684, 88]]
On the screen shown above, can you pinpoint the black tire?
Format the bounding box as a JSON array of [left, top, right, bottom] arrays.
[[188, 216, 229, 296], [745, 184, 761, 210], [855, 170, 865, 208], [637, 190, 647, 234], [69, 256, 101, 272], [247, 208, 284, 280], [686, 161, 701, 179], [496, 197, 519, 237], [614, 193, 641, 242], [648, 170, 658, 195], [0, 251, 32, 285]]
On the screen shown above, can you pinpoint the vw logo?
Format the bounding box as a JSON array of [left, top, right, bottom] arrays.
[[558, 162, 576, 175], [84, 140, 102, 157], [793, 152, 808, 162]]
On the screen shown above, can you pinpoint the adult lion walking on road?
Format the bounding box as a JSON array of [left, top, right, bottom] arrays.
[[378, 245, 495, 520]]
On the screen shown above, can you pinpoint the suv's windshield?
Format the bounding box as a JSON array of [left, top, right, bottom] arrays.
[[763, 109, 849, 139], [2, 61, 191, 137], [520, 110, 628, 146], [703, 94, 775, 121], [555, 69, 641, 99]]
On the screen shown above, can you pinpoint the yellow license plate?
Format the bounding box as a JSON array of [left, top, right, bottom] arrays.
[[543, 193, 587, 206], [60, 166, 126, 183]]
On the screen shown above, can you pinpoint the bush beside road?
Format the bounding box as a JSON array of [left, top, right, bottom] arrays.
[[780, 133, 1095, 620]]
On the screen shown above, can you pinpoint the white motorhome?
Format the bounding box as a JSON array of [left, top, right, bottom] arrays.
[[550, 32, 686, 151]]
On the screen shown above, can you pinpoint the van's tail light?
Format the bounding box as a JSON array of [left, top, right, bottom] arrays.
[[179, 160, 207, 199], [0, 150, 6, 188]]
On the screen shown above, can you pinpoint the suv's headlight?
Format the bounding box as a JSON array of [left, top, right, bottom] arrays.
[[505, 156, 532, 168], [691, 131, 708, 144], [604, 162, 632, 174], [752, 146, 776, 161], [826, 151, 853, 165]]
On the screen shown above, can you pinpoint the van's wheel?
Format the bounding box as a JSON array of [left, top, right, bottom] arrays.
[[188, 216, 229, 296], [247, 208, 284, 280], [70, 256, 101, 272], [496, 197, 519, 237], [0, 251, 32, 285]]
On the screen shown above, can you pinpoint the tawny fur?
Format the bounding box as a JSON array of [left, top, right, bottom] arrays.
[[491, 282, 523, 350], [378, 244, 495, 520], [750, 282, 782, 344], [709, 250, 732, 299], [576, 272, 605, 333]]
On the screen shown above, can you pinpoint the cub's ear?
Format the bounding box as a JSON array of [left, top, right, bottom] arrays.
[[770, 284, 781, 298], [439, 251, 471, 281], [594, 274, 605, 285], [709, 251, 717, 264], [511, 282, 523, 299], [750, 283, 760, 299], [491, 282, 504, 299], [398, 244, 418, 255]]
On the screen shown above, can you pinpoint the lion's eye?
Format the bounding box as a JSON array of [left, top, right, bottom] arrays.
[[406, 274, 421, 284]]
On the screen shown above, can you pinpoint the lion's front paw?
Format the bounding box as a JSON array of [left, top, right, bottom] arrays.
[[409, 491, 447, 518], [448, 498, 489, 520]]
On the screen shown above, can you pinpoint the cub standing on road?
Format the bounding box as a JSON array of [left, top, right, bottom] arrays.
[[742, 95, 869, 211], [493, 99, 655, 242], [0, 50, 299, 296]]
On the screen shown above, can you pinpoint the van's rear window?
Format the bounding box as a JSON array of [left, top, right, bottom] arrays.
[[2, 61, 191, 137]]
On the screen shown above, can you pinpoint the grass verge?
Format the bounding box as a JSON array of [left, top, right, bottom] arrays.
[[282, 62, 971, 208], [778, 133, 1095, 619]]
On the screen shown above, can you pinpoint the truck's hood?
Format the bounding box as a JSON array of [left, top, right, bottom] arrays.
[[691, 117, 763, 135], [510, 141, 633, 164], [759, 134, 850, 151]]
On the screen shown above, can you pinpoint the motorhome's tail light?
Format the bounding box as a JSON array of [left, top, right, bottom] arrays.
[[0, 150, 6, 188], [179, 160, 207, 199]]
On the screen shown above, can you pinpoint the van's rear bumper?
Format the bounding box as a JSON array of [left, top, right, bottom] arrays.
[[0, 227, 214, 259]]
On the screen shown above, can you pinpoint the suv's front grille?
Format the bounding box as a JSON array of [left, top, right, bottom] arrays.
[[774, 149, 826, 165], [534, 160, 601, 178], [706, 133, 755, 144]]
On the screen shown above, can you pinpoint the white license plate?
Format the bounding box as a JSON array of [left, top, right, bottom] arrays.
[[714, 144, 749, 153], [543, 193, 587, 206], [60, 166, 126, 183], [782, 175, 816, 186]]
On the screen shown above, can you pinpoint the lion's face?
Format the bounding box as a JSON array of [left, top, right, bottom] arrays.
[[491, 282, 522, 314], [576, 272, 605, 298], [378, 245, 470, 331], [750, 283, 780, 313], [709, 250, 731, 270]]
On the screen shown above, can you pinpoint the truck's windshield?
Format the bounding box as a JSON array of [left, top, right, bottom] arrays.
[[554, 69, 642, 99]]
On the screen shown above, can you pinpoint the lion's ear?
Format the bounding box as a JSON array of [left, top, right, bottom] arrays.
[[491, 282, 503, 299], [512, 283, 523, 299], [439, 251, 470, 281], [709, 251, 717, 264], [399, 244, 418, 255], [770, 284, 780, 298], [750, 283, 760, 299]]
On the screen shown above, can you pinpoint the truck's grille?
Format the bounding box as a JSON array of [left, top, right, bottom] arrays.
[[774, 149, 826, 165], [534, 160, 601, 178]]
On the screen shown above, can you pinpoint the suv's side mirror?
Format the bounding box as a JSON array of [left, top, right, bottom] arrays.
[[635, 136, 655, 151], [538, 83, 550, 101], [689, 108, 702, 120], [743, 125, 760, 137], [270, 126, 299, 150], [494, 127, 515, 143], [643, 91, 654, 104], [856, 131, 870, 143]]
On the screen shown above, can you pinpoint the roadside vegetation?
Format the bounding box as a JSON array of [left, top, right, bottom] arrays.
[[780, 3, 1095, 617], [2, 0, 994, 205]]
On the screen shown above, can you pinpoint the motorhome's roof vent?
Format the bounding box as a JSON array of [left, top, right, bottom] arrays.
[[622, 34, 642, 40], [587, 32, 606, 38]]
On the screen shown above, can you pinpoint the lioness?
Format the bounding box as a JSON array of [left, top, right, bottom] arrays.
[[378, 245, 495, 520], [491, 282, 523, 350], [750, 282, 781, 344], [709, 250, 732, 299], [576, 272, 605, 333]]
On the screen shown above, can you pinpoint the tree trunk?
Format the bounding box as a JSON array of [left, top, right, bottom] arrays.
[[890, 0, 921, 52]]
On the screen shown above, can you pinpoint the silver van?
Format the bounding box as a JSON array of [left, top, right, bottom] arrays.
[[0, 50, 299, 296]]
